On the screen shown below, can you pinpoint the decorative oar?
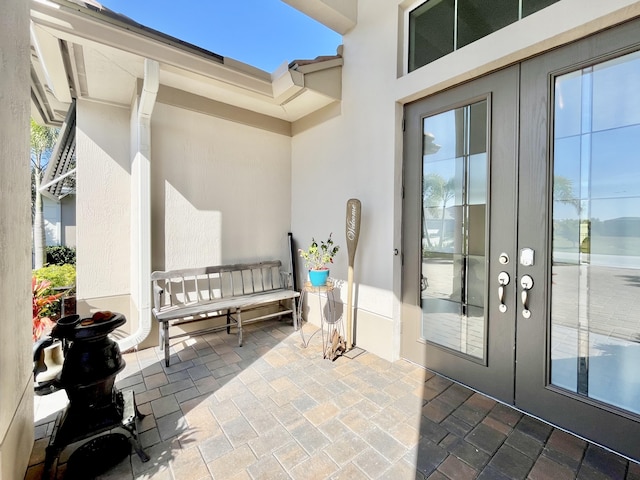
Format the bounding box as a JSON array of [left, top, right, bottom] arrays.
[[345, 198, 361, 351]]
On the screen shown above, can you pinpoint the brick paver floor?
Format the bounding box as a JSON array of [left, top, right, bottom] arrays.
[[25, 319, 640, 479]]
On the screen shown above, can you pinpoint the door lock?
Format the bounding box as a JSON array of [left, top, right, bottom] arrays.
[[520, 248, 535, 266]]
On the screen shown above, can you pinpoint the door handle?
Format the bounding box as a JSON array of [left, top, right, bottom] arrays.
[[520, 275, 534, 318], [498, 272, 510, 313]]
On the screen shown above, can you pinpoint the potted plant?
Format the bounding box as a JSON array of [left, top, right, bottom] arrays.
[[299, 233, 340, 286]]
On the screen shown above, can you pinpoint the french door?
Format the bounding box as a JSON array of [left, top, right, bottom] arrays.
[[402, 19, 640, 460]]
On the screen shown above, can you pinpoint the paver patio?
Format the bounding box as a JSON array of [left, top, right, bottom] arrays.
[[25, 318, 640, 479]]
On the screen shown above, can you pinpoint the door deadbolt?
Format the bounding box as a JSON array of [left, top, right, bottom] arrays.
[[520, 248, 535, 266]]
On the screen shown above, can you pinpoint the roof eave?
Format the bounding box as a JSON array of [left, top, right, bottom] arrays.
[[280, 0, 357, 35], [30, 0, 343, 125]]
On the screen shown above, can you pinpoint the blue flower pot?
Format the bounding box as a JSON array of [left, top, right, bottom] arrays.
[[308, 269, 329, 287]]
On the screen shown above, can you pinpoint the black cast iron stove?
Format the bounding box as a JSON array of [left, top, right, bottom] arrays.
[[42, 312, 149, 478]]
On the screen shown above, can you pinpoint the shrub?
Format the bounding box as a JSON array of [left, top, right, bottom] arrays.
[[33, 264, 76, 325], [32, 277, 62, 341], [34, 264, 76, 292], [46, 245, 76, 266]]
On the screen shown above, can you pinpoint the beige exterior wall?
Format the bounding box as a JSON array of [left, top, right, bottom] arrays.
[[292, 0, 403, 361], [150, 102, 293, 271], [74, 95, 293, 344], [146, 102, 293, 345], [76, 100, 133, 323], [0, 0, 34, 478], [290, 0, 640, 361]]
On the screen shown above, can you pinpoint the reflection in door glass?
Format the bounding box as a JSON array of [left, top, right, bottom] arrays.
[[551, 50, 640, 415], [421, 100, 487, 360]]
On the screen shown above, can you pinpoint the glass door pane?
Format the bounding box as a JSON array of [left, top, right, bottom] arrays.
[[421, 100, 488, 360], [551, 50, 640, 414]]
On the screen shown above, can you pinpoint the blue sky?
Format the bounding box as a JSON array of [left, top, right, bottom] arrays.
[[100, 0, 342, 72]]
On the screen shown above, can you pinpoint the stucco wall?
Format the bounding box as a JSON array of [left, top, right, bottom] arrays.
[[151, 102, 293, 271], [74, 94, 293, 347], [290, 0, 640, 362], [0, 0, 34, 478], [292, 0, 400, 360], [76, 101, 132, 318]]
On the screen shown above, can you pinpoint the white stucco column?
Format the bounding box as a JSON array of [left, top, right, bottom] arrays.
[[1, 0, 34, 478]]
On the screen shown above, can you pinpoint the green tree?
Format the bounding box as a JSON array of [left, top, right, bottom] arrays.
[[31, 118, 58, 269]]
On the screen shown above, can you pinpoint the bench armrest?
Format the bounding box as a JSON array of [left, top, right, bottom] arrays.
[[280, 270, 294, 290], [152, 283, 164, 312]]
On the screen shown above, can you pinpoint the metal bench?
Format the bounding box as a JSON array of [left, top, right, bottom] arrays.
[[151, 261, 300, 366]]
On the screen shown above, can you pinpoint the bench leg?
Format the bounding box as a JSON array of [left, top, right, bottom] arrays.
[[226, 310, 231, 334], [292, 297, 299, 330], [237, 308, 243, 347], [163, 322, 170, 367]]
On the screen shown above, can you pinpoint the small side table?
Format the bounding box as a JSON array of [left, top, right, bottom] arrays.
[[299, 281, 346, 359]]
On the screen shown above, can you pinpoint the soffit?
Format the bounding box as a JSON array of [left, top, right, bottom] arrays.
[[281, 0, 357, 34], [82, 43, 140, 106], [30, 0, 343, 127]]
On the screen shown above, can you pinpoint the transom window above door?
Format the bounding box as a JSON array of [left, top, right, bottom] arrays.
[[407, 0, 559, 72]]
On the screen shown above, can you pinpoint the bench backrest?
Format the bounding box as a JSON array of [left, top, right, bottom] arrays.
[[151, 261, 290, 310]]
